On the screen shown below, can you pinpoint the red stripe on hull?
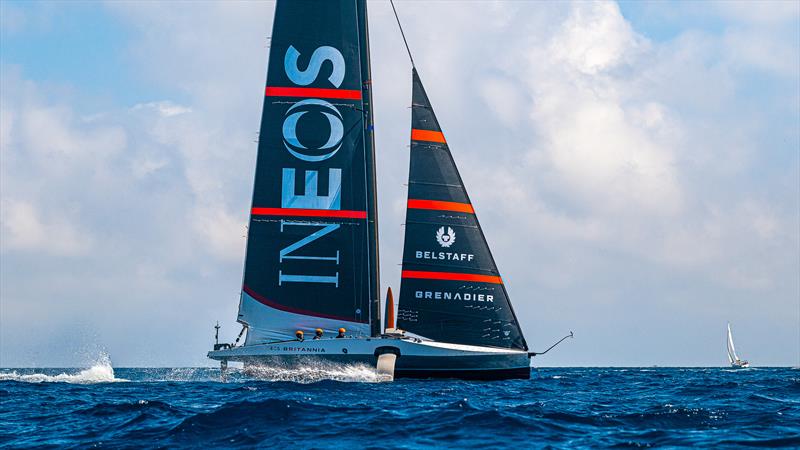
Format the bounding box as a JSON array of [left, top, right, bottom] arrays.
[[265, 86, 362, 100], [243, 285, 367, 323], [251, 207, 367, 219], [401, 270, 502, 284], [407, 199, 474, 214]]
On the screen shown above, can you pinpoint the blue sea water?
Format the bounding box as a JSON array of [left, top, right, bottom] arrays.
[[1, 361, 798, 448]]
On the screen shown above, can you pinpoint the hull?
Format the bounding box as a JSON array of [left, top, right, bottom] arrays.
[[208, 336, 530, 380]]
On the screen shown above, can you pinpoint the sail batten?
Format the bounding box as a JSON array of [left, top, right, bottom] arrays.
[[396, 69, 528, 351]]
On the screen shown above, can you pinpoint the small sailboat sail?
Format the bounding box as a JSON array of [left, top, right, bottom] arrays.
[[395, 69, 528, 351], [237, 0, 381, 344], [727, 323, 749, 368], [726, 323, 737, 364]]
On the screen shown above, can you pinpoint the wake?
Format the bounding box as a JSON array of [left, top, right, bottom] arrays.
[[0, 353, 127, 384], [244, 361, 389, 383]]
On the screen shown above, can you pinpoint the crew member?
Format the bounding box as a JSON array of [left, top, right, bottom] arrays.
[[336, 328, 346, 338], [313, 328, 323, 340], [295, 330, 304, 341]]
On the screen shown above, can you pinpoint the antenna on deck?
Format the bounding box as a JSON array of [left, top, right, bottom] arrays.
[[214, 321, 220, 346], [390, 0, 415, 68]]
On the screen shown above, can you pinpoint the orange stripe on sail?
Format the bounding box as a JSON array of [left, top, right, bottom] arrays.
[[401, 270, 503, 284], [407, 199, 474, 214], [411, 129, 446, 143]]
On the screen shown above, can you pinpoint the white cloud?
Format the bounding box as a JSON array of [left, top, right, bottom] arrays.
[[478, 77, 527, 128], [713, 0, 800, 25], [130, 153, 169, 178], [21, 105, 126, 163], [519, 2, 682, 217], [132, 101, 192, 118], [0, 199, 92, 255], [0, 67, 251, 267], [723, 28, 800, 76], [192, 205, 246, 262], [550, 1, 647, 75]]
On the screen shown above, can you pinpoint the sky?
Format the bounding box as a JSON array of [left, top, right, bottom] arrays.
[[1, 0, 798, 368]]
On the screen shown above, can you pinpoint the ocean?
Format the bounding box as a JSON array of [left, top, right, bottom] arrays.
[[1, 360, 798, 448]]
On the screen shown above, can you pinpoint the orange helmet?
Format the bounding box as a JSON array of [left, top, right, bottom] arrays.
[[338, 328, 346, 333], [295, 330, 304, 336], [315, 328, 323, 335]]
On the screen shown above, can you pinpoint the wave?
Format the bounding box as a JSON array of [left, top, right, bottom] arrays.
[[122, 367, 219, 383], [0, 354, 127, 384], [1, 368, 798, 448]]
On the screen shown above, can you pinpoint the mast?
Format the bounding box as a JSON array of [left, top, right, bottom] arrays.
[[356, 0, 382, 337]]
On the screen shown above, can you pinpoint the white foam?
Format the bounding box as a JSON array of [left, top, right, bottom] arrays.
[[133, 367, 210, 382], [244, 361, 390, 383], [0, 353, 127, 384]]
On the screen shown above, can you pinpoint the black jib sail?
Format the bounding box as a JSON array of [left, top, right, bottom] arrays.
[[396, 69, 528, 351], [237, 0, 380, 343]]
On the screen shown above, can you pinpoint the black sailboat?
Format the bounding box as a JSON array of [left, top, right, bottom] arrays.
[[209, 0, 540, 380]]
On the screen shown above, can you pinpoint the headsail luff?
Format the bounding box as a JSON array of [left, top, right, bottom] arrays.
[[237, 0, 378, 344], [396, 69, 528, 351]]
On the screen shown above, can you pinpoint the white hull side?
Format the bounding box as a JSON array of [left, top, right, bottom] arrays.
[[208, 337, 531, 380]]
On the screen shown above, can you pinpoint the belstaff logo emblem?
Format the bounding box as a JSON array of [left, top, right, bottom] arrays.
[[436, 226, 456, 248]]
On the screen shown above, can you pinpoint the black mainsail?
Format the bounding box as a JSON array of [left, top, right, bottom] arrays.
[[237, 0, 380, 343], [396, 69, 528, 351]]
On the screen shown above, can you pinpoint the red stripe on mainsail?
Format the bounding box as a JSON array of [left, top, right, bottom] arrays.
[[251, 208, 367, 219], [243, 285, 367, 323], [265, 86, 362, 100], [401, 270, 503, 284], [407, 199, 474, 214], [411, 129, 446, 143]]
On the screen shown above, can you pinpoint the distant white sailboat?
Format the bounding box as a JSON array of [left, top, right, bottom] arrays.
[[727, 323, 750, 368]]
